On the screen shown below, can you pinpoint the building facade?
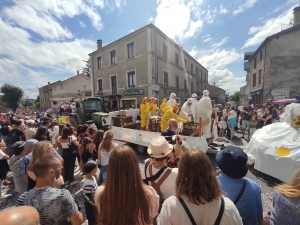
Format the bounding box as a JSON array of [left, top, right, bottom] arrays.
[[38, 73, 91, 109], [243, 7, 300, 105], [89, 24, 208, 110], [207, 84, 226, 104]]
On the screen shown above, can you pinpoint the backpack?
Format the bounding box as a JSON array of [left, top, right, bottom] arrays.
[[144, 160, 172, 211], [6, 129, 19, 145]]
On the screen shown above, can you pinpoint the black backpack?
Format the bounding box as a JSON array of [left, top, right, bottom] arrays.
[[6, 129, 19, 145]]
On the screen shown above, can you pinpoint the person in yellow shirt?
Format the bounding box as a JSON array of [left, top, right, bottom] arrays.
[[160, 98, 168, 111], [149, 97, 158, 116], [160, 104, 188, 132], [140, 97, 150, 131]]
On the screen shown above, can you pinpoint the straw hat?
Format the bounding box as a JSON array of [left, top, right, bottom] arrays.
[[147, 136, 173, 158]]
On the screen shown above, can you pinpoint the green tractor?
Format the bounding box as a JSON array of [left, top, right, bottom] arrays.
[[69, 98, 109, 130]]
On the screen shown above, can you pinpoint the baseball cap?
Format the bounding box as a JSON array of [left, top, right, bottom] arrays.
[[83, 160, 97, 173], [27, 120, 35, 125]]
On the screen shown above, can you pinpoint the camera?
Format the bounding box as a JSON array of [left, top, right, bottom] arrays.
[[165, 135, 178, 145]]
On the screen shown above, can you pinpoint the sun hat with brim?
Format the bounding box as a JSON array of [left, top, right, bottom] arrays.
[[216, 146, 248, 178], [147, 136, 173, 158]]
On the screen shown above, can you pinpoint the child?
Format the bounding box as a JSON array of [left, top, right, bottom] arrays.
[[218, 116, 227, 140], [249, 115, 258, 138], [79, 137, 97, 164], [83, 160, 98, 225]]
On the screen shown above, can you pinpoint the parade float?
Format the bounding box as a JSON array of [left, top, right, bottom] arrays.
[[246, 96, 300, 182], [107, 109, 211, 154]]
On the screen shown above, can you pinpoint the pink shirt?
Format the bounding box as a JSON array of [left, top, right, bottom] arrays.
[[95, 185, 159, 224]]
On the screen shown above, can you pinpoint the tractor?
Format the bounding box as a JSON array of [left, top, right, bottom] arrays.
[[69, 98, 109, 130]]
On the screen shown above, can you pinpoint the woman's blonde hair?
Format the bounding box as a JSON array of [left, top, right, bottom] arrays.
[[98, 130, 114, 152], [28, 141, 51, 171], [276, 169, 300, 198]]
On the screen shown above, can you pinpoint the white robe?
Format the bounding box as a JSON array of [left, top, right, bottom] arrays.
[[179, 102, 192, 121], [166, 98, 177, 107], [191, 98, 198, 123], [197, 96, 212, 139]]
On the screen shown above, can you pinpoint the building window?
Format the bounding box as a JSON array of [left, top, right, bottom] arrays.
[[196, 67, 199, 76], [201, 70, 203, 79], [163, 44, 167, 59], [111, 76, 117, 94], [204, 73, 207, 82], [191, 64, 193, 74], [184, 80, 187, 90], [128, 71, 136, 88], [60, 84, 63, 89], [110, 50, 116, 64], [175, 53, 179, 65], [163, 71, 169, 86], [97, 56, 102, 68], [253, 73, 256, 87], [127, 42, 134, 59], [84, 85, 86, 90], [254, 57, 257, 69], [260, 51, 263, 60], [176, 76, 179, 89], [258, 69, 262, 85], [191, 82, 193, 92], [184, 59, 187, 70], [98, 79, 103, 92], [197, 82, 199, 92]]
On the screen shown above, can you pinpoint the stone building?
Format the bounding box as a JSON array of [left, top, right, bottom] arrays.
[[243, 7, 300, 105], [38, 72, 91, 109], [89, 23, 208, 110], [207, 84, 226, 104]]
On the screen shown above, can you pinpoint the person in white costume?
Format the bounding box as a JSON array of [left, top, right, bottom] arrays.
[[179, 98, 193, 121], [191, 93, 198, 122], [166, 93, 177, 107], [197, 90, 212, 139]]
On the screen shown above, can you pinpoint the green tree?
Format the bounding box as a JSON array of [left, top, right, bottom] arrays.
[[230, 91, 240, 102], [35, 95, 40, 109], [0, 83, 24, 111]]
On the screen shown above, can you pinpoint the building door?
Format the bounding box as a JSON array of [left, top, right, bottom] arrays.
[[112, 100, 118, 110], [111, 76, 117, 95], [122, 100, 136, 109]]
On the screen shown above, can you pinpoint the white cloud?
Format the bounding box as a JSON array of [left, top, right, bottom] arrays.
[[219, 5, 228, 14], [211, 37, 229, 49], [203, 37, 212, 43], [80, 21, 87, 28], [233, 0, 258, 15], [154, 0, 204, 40], [147, 17, 154, 23], [242, 5, 295, 48], [128, 28, 135, 33]]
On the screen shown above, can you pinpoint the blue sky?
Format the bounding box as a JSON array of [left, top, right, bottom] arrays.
[[0, 0, 299, 99]]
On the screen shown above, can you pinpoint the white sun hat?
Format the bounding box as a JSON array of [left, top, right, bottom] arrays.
[[147, 136, 173, 158]]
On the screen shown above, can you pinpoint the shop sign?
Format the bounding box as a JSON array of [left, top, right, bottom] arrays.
[[85, 91, 92, 97], [96, 92, 104, 97], [270, 88, 290, 97], [124, 89, 144, 96], [152, 85, 160, 91]]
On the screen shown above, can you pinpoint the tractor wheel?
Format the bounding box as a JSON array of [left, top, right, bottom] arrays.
[[136, 145, 147, 154], [70, 116, 79, 131]]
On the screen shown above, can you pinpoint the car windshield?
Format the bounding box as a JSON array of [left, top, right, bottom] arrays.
[[84, 100, 102, 112]]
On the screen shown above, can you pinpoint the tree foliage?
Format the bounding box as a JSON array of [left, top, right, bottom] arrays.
[[82, 59, 90, 77], [0, 83, 24, 111], [230, 91, 240, 102]]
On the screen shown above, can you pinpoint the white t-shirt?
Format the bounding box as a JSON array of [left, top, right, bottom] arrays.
[[157, 195, 242, 225], [228, 110, 237, 120], [24, 127, 36, 140], [100, 143, 118, 166], [145, 164, 178, 200]]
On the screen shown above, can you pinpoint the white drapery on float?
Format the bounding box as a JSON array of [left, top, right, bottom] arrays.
[[108, 109, 208, 153], [246, 103, 300, 183]]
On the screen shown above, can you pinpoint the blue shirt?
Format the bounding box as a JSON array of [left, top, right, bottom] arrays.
[[218, 174, 263, 225]]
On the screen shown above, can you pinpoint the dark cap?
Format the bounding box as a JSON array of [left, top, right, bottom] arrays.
[[83, 160, 97, 173], [216, 146, 248, 178]]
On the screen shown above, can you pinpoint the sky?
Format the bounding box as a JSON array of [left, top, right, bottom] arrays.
[[0, 0, 299, 99]]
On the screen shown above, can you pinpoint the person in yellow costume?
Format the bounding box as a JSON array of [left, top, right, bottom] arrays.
[[160, 104, 188, 132], [140, 97, 150, 130], [160, 98, 168, 111], [149, 97, 158, 116]]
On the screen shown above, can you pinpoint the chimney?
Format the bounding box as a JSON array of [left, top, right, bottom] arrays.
[[293, 7, 300, 26], [77, 70, 79, 75], [97, 39, 103, 50]]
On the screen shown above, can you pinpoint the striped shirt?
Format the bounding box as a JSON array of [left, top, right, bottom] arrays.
[[18, 187, 77, 225], [83, 176, 98, 195]]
